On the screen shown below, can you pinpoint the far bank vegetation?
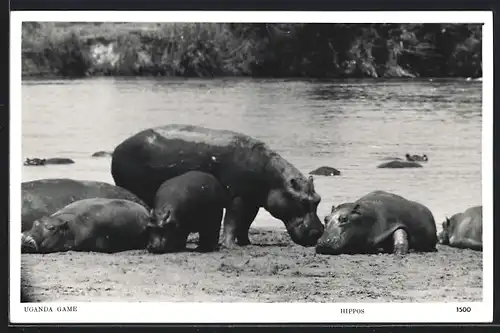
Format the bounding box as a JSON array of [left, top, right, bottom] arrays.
[[22, 22, 483, 79]]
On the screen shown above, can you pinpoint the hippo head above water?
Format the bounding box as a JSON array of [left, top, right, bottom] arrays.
[[146, 209, 185, 253], [24, 158, 46, 166], [264, 175, 323, 247], [21, 216, 71, 253], [316, 203, 374, 254], [405, 154, 428, 162]]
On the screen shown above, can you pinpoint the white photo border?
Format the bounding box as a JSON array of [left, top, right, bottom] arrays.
[[10, 11, 494, 324]]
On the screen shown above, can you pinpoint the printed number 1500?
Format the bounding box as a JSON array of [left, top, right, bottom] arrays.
[[456, 307, 472, 313]]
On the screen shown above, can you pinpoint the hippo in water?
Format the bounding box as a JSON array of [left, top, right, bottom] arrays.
[[92, 151, 112, 157], [111, 124, 324, 248], [21, 178, 148, 232], [147, 171, 227, 254], [377, 160, 423, 168], [24, 157, 75, 166], [21, 198, 151, 253], [379, 157, 403, 161], [405, 154, 428, 162], [438, 206, 482, 251], [309, 166, 341, 176], [316, 191, 438, 255]]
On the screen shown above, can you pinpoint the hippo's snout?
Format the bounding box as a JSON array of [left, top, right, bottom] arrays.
[[285, 213, 324, 247], [21, 234, 38, 253], [315, 236, 344, 255]]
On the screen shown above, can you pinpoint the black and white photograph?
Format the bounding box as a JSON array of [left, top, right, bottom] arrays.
[[10, 11, 493, 324]]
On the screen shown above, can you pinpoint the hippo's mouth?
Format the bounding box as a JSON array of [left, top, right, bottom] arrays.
[[284, 216, 324, 247]]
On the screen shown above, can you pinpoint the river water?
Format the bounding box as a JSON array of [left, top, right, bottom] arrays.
[[21, 78, 482, 232]]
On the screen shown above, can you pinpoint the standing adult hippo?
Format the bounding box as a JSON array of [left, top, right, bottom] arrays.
[[316, 190, 438, 255], [21, 178, 148, 232], [111, 124, 324, 248], [21, 198, 151, 253], [438, 206, 482, 251]]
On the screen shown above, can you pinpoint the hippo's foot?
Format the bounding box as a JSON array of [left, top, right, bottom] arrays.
[[221, 198, 259, 248], [221, 236, 237, 248], [236, 236, 251, 246], [221, 234, 252, 248], [393, 228, 409, 255], [197, 230, 221, 252], [195, 244, 219, 252]]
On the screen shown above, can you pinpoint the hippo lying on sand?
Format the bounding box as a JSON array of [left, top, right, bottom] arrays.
[[92, 151, 112, 157], [316, 190, 438, 255], [24, 157, 75, 166], [438, 206, 482, 251], [147, 171, 227, 254], [21, 198, 151, 253], [22, 178, 147, 232], [406, 154, 428, 162], [111, 124, 324, 248], [377, 160, 423, 168], [309, 166, 341, 176]]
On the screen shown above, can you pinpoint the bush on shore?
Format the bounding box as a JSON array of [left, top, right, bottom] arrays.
[[21, 22, 482, 78]]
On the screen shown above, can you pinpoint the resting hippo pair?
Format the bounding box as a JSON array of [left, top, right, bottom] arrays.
[[316, 191, 438, 255], [24, 157, 75, 166], [21, 178, 150, 253], [111, 124, 324, 248], [438, 206, 482, 251]]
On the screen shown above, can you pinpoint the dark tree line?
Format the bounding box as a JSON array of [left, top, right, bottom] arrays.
[[22, 23, 482, 78]]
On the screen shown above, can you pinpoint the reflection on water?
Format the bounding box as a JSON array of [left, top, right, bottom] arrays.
[[21, 78, 482, 232]]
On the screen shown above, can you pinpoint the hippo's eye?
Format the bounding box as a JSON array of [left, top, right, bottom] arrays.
[[45, 224, 55, 231], [338, 215, 348, 224]]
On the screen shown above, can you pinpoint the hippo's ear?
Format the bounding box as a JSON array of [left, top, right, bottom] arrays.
[[162, 210, 171, 223], [149, 208, 155, 216], [307, 176, 315, 193], [330, 205, 336, 213], [444, 217, 450, 228]]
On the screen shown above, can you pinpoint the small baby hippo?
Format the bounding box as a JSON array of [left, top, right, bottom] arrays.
[[146, 171, 228, 254]]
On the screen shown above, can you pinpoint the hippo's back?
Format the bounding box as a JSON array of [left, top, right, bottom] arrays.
[[156, 171, 228, 208], [21, 178, 147, 231], [54, 198, 150, 228], [358, 190, 437, 248], [464, 205, 482, 220], [111, 124, 266, 207]]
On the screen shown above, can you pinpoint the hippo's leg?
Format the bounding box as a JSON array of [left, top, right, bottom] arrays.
[[197, 211, 223, 252], [222, 197, 260, 247], [175, 231, 190, 251], [449, 236, 483, 251], [91, 236, 112, 253], [196, 227, 221, 252], [393, 228, 409, 255]]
